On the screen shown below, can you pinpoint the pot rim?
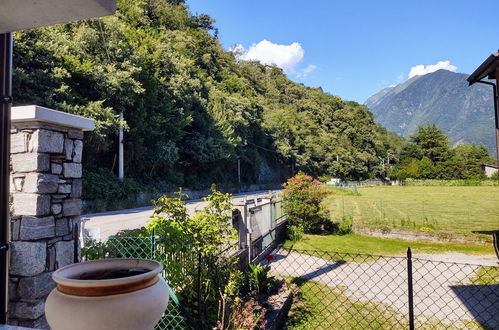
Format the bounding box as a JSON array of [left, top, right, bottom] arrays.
[[52, 258, 163, 288]]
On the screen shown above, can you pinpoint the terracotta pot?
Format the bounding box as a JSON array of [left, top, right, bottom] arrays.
[[45, 258, 169, 330]]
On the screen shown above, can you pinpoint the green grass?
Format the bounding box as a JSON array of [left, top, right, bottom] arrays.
[[287, 278, 407, 329], [324, 186, 499, 235], [282, 234, 495, 256], [470, 267, 499, 285], [287, 278, 487, 330]]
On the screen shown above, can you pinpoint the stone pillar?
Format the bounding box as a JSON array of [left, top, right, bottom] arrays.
[[7, 105, 94, 328]]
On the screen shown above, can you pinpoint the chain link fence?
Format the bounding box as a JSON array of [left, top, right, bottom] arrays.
[[267, 247, 498, 329], [81, 234, 191, 330]]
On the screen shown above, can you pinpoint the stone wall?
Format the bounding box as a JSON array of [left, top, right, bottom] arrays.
[[8, 118, 88, 328]]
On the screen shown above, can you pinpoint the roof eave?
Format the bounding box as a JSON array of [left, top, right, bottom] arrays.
[[467, 52, 499, 86]]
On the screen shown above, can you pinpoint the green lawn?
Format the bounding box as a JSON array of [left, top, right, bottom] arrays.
[[287, 279, 407, 329], [287, 278, 486, 329], [283, 234, 495, 256], [324, 186, 499, 235]]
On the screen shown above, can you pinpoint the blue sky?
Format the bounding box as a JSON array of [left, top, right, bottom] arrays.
[[186, 0, 499, 103]]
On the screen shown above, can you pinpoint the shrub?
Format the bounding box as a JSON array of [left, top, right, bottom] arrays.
[[282, 173, 330, 233], [248, 264, 276, 294], [148, 185, 242, 328], [287, 224, 304, 242], [82, 168, 142, 200], [338, 216, 353, 235]]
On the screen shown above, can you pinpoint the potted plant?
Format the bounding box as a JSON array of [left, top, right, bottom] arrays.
[[45, 258, 169, 330]]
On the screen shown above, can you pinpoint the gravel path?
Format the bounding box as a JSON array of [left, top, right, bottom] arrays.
[[270, 250, 498, 328]]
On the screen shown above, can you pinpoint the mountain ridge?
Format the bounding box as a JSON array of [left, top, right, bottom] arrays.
[[365, 69, 496, 156]]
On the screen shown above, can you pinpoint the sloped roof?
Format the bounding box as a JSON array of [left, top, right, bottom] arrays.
[[468, 51, 499, 85]]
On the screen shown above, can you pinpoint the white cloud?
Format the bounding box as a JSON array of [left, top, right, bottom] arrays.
[[408, 60, 457, 79], [234, 39, 305, 74], [297, 64, 317, 78]]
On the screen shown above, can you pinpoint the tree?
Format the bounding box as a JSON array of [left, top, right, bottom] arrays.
[[13, 0, 402, 192], [410, 124, 451, 163], [417, 157, 435, 179]]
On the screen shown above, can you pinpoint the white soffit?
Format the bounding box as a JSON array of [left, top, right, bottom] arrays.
[[12, 105, 95, 131], [0, 0, 116, 34]]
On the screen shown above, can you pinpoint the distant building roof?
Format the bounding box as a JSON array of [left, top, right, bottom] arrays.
[[468, 51, 499, 85], [482, 164, 498, 169]]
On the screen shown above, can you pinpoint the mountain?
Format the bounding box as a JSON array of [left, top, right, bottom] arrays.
[[365, 69, 496, 155]]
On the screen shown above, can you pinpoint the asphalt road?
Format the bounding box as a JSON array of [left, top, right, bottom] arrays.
[[83, 190, 276, 241]]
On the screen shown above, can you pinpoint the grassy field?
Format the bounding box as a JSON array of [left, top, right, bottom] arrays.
[[324, 186, 499, 235], [283, 234, 495, 256]]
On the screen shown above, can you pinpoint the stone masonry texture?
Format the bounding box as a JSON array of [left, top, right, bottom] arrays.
[[8, 122, 87, 327]]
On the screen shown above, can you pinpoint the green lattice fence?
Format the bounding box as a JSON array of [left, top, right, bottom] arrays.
[[82, 234, 192, 330]]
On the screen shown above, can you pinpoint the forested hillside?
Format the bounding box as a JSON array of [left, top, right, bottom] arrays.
[[12, 0, 400, 194]]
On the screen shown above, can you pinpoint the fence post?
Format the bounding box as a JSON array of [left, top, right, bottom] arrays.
[[407, 247, 415, 330]]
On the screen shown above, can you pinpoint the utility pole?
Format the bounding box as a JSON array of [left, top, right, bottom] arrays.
[[118, 112, 124, 180], [237, 159, 241, 192]]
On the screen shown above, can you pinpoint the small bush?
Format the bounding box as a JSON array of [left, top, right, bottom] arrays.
[[82, 168, 142, 200], [338, 216, 353, 235], [248, 264, 276, 295], [282, 173, 331, 233], [317, 175, 332, 183], [287, 224, 304, 242]]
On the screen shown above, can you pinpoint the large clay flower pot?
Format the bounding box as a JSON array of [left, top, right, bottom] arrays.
[[45, 258, 169, 330]]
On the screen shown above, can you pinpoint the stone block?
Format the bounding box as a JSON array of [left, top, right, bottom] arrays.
[[11, 218, 20, 241], [64, 138, 74, 160], [23, 173, 59, 193], [11, 153, 50, 173], [10, 241, 46, 276], [51, 194, 68, 199], [55, 218, 69, 236], [68, 129, 84, 139], [62, 199, 82, 216], [71, 179, 82, 198], [20, 216, 55, 240], [51, 203, 62, 215], [63, 163, 82, 178], [73, 140, 83, 163], [12, 300, 45, 320], [11, 132, 28, 153], [51, 163, 62, 175], [18, 272, 55, 299], [55, 240, 74, 268], [58, 184, 72, 194], [29, 129, 64, 153], [9, 278, 18, 301], [20, 315, 49, 329], [12, 194, 51, 216]]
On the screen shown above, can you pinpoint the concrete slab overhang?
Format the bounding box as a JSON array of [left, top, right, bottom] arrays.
[[11, 105, 95, 131]]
